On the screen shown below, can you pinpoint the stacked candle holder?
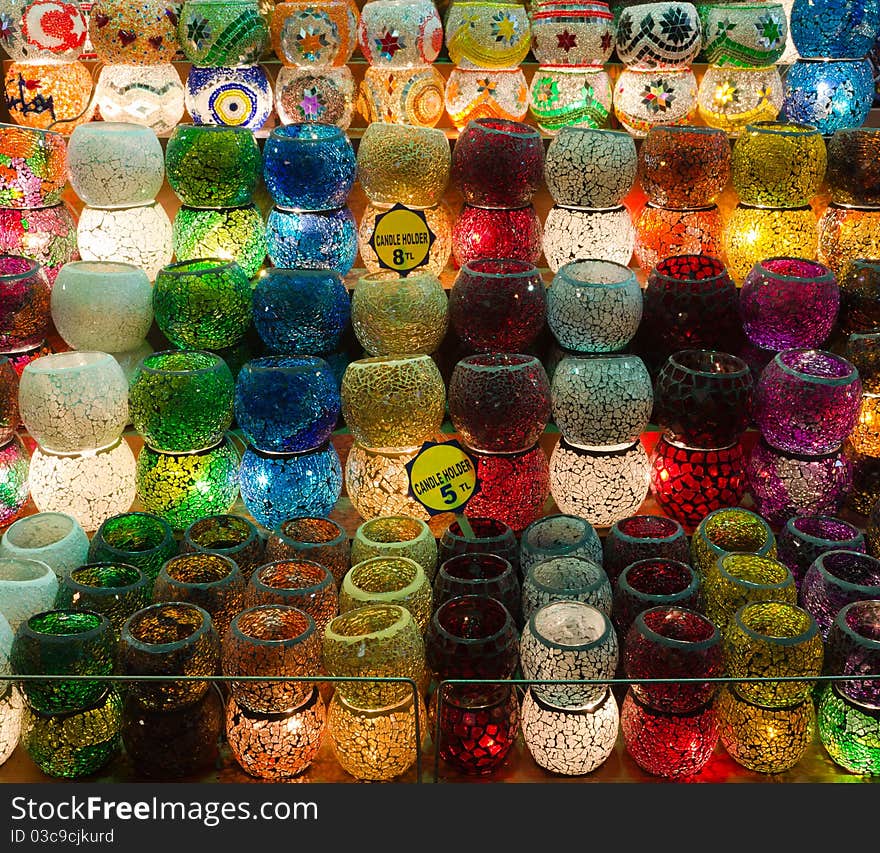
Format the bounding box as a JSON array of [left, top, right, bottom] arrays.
[[696, 1, 787, 135], [450, 117, 544, 268], [443, 0, 531, 130], [547, 259, 651, 528], [166, 124, 266, 279], [527, 0, 616, 135], [541, 126, 637, 273], [723, 121, 826, 282], [271, 0, 359, 128], [356, 0, 446, 128]]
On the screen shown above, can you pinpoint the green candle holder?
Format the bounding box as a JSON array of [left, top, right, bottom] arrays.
[[179, 0, 269, 67], [172, 205, 267, 279], [54, 564, 151, 636], [818, 683, 880, 775], [88, 512, 179, 587]]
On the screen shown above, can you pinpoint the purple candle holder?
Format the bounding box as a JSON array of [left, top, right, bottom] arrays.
[[740, 258, 839, 351], [753, 349, 862, 456], [777, 515, 866, 589], [825, 599, 880, 710], [801, 550, 880, 639], [603, 515, 690, 584]]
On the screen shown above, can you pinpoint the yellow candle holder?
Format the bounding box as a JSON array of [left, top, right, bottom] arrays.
[[818, 204, 880, 277], [697, 65, 784, 135], [444, 68, 529, 130], [358, 65, 446, 127], [444, 1, 532, 69], [350, 516, 438, 582], [691, 507, 777, 579], [850, 393, 880, 457]]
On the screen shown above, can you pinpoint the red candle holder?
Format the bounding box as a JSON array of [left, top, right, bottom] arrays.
[[634, 204, 724, 273], [438, 517, 519, 575], [451, 204, 544, 268], [604, 515, 691, 584]]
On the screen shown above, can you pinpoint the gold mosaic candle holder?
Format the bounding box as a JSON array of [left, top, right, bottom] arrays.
[[344, 444, 430, 522], [265, 517, 350, 587], [350, 516, 438, 582]]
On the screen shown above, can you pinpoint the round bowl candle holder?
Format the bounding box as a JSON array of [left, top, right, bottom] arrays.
[[777, 516, 865, 590], [613, 68, 698, 137], [827, 128, 880, 209], [0, 513, 89, 581], [182, 515, 264, 583], [614, 558, 701, 640], [0, 124, 67, 210], [839, 259, 880, 336], [697, 65, 784, 135], [0, 558, 58, 634], [0, 203, 77, 285], [817, 683, 880, 776], [275, 65, 355, 128], [542, 205, 636, 273], [633, 204, 724, 274], [184, 65, 273, 131], [265, 206, 357, 275], [782, 59, 874, 136], [179, 0, 269, 67], [701, 2, 788, 67], [93, 63, 185, 136], [88, 512, 178, 587], [604, 516, 690, 584], [521, 556, 612, 624], [270, 0, 359, 67], [0, 357, 19, 445], [691, 507, 777, 580], [528, 66, 613, 136], [789, 0, 880, 59], [433, 553, 520, 620], [529, 0, 616, 66], [444, 1, 532, 69], [0, 0, 88, 61], [438, 518, 519, 574], [265, 517, 349, 588], [818, 205, 880, 278], [615, 2, 701, 68], [3, 60, 95, 131], [520, 514, 603, 583], [0, 685, 24, 766], [0, 436, 29, 527], [825, 599, 880, 711], [359, 64, 445, 127], [87, 0, 180, 63], [451, 204, 543, 269], [357, 0, 443, 67], [350, 517, 437, 583], [54, 563, 150, 635], [344, 445, 429, 523]]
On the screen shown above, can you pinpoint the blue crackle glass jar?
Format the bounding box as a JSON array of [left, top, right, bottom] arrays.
[[239, 442, 343, 530], [252, 268, 351, 355], [789, 0, 880, 59], [234, 356, 341, 454], [263, 124, 357, 212], [782, 60, 875, 135], [266, 207, 358, 275]]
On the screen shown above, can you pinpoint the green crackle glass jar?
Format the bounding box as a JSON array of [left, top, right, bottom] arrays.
[[818, 684, 880, 775], [172, 205, 267, 279], [154, 259, 253, 351], [179, 0, 269, 68], [20, 688, 122, 779], [129, 350, 235, 455], [88, 513, 179, 587], [135, 437, 240, 531], [10, 610, 115, 715], [54, 564, 151, 636], [165, 125, 261, 210]]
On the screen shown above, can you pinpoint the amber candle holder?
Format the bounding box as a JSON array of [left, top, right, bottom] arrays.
[[691, 507, 778, 580], [265, 517, 350, 587], [182, 514, 265, 582]]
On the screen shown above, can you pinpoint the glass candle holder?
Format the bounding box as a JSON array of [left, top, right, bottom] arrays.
[[839, 260, 880, 336], [425, 594, 518, 681], [130, 350, 234, 455], [0, 435, 28, 528], [621, 687, 718, 778], [552, 353, 652, 451], [276, 65, 355, 128], [817, 683, 880, 776], [433, 553, 520, 621], [50, 261, 152, 354], [0, 204, 77, 287], [179, 0, 268, 67], [466, 444, 552, 534], [439, 518, 519, 574], [613, 68, 698, 137], [263, 124, 355, 212], [653, 350, 753, 449], [358, 0, 443, 67], [547, 259, 642, 354], [637, 125, 730, 209], [521, 600, 617, 708], [746, 440, 853, 528], [846, 445, 880, 516], [20, 688, 122, 779], [0, 255, 50, 356], [701, 2, 788, 67], [777, 516, 865, 590], [801, 550, 880, 641], [344, 445, 428, 522], [0, 362, 18, 447], [444, 1, 531, 68], [328, 690, 424, 781], [265, 517, 349, 587], [818, 205, 880, 278], [731, 122, 826, 210], [153, 259, 252, 351], [135, 438, 240, 531], [153, 552, 244, 641], [739, 258, 839, 351], [633, 204, 724, 273], [0, 0, 88, 60], [827, 128, 880, 209], [244, 559, 337, 637], [92, 63, 185, 135], [549, 439, 651, 529], [697, 65, 784, 135], [323, 604, 425, 709], [604, 515, 690, 583], [846, 330, 880, 390], [340, 355, 444, 453], [0, 513, 88, 581], [226, 688, 326, 780], [239, 443, 342, 531], [691, 506, 777, 579], [825, 599, 880, 711], [717, 684, 814, 773], [185, 65, 273, 130], [265, 206, 357, 275], [75, 201, 172, 282], [789, 0, 880, 58], [234, 356, 340, 455], [182, 514, 264, 582], [725, 601, 822, 708], [357, 123, 449, 209], [451, 118, 543, 210], [87, 0, 180, 63], [543, 127, 636, 210], [448, 259, 545, 355], [88, 512, 178, 587], [54, 563, 150, 635], [528, 65, 613, 136], [521, 556, 612, 624], [19, 351, 128, 454], [542, 205, 635, 273], [615, 2, 701, 68], [122, 685, 223, 779], [359, 64, 445, 127], [0, 685, 23, 766], [614, 558, 701, 639], [119, 601, 220, 711], [782, 59, 874, 136], [0, 124, 67, 210], [521, 686, 619, 776], [350, 517, 437, 583], [222, 604, 319, 713], [529, 0, 616, 66], [270, 0, 359, 66], [451, 204, 543, 268], [520, 515, 603, 586], [753, 350, 862, 456], [165, 124, 262, 208], [11, 608, 113, 715], [4, 60, 94, 131], [0, 558, 58, 634]]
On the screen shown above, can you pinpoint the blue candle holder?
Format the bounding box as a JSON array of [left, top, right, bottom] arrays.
[[789, 0, 880, 59], [782, 59, 874, 135], [185, 65, 273, 131], [266, 207, 357, 275]]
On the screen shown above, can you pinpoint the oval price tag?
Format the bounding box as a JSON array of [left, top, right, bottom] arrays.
[[406, 440, 479, 515], [369, 203, 436, 274]]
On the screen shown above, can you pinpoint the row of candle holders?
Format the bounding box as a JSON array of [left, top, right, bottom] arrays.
[[0, 506, 878, 780]]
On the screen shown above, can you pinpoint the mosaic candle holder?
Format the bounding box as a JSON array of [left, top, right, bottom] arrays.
[[603, 515, 691, 583], [54, 563, 149, 635], [801, 550, 880, 640], [88, 512, 178, 586], [0, 558, 58, 633], [846, 448, 880, 517], [0, 686, 23, 767], [701, 2, 787, 67], [350, 517, 437, 583], [697, 65, 784, 135], [691, 506, 777, 579], [0, 204, 78, 287], [87, 0, 180, 63], [444, 1, 531, 69], [275, 65, 355, 128], [530, 0, 617, 67], [0, 513, 89, 581], [613, 68, 698, 137], [542, 205, 635, 272], [615, 2, 701, 69], [528, 66, 613, 135], [0, 123, 67, 209], [433, 553, 520, 620], [817, 683, 880, 776], [633, 204, 723, 273], [93, 63, 185, 136], [788, 0, 880, 58], [265, 206, 357, 275], [185, 65, 273, 130], [359, 64, 445, 127], [172, 204, 267, 279], [358, 0, 443, 67], [438, 518, 519, 574], [3, 60, 95, 131], [265, 517, 349, 587], [0, 358, 20, 444], [0, 0, 88, 60], [270, 0, 358, 67], [451, 203, 543, 268], [0, 436, 29, 528], [179, 0, 269, 67], [782, 59, 874, 136], [182, 514, 264, 582], [777, 516, 866, 590], [521, 556, 612, 623], [0, 255, 50, 354], [826, 128, 880, 210], [344, 445, 429, 523], [520, 515, 603, 583], [818, 205, 880, 278], [825, 599, 880, 711]]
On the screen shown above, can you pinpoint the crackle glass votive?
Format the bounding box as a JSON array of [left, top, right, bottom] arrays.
[[54, 563, 149, 635], [818, 205, 880, 278], [777, 516, 865, 590], [825, 599, 880, 711], [350, 517, 437, 583], [0, 436, 29, 529], [0, 255, 50, 354], [782, 59, 874, 136], [265, 206, 357, 275], [614, 558, 701, 640], [801, 550, 880, 640], [183, 514, 264, 582], [265, 517, 349, 587], [691, 507, 777, 580], [0, 558, 58, 634], [520, 515, 603, 583], [344, 445, 429, 523], [613, 68, 698, 137], [439, 518, 519, 575], [0, 123, 67, 210], [521, 556, 612, 623], [88, 513, 177, 587], [451, 204, 543, 268], [360, 64, 445, 127], [542, 205, 635, 273], [697, 65, 784, 135], [789, 0, 880, 59], [434, 554, 520, 620], [0, 513, 88, 581], [635, 203, 725, 274], [817, 683, 880, 776], [604, 515, 690, 583], [827, 128, 880, 209]]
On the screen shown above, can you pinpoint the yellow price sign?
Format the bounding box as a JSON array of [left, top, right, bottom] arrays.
[[368, 203, 436, 273], [406, 441, 479, 515]]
